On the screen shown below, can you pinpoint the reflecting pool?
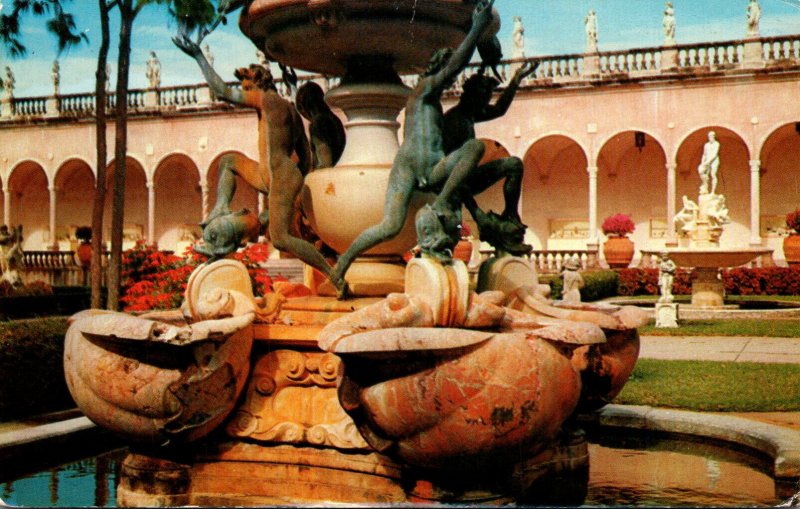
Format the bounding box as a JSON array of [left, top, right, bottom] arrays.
[[0, 433, 792, 507]]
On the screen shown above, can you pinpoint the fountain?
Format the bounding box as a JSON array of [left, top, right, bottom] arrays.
[[645, 130, 771, 311], [57, 0, 670, 505]]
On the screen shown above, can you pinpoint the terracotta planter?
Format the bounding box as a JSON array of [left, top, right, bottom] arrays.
[[784, 234, 800, 266], [76, 242, 92, 267], [603, 236, 634, 269], [453, 239, 473, 263]]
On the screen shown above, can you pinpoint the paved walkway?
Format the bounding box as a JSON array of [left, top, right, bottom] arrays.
[[640, 335, 800, 364]]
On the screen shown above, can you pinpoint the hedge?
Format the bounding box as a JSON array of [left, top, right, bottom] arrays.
[[617, 267, 800, 296], [540, 270, 619, 301], [0, 317, 74, 421], [0, 287, 92, 320]]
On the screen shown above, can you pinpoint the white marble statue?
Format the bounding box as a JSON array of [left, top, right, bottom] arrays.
[[106, 64, 112, 91], [673, 195, 699, 235], [512, 16, 525, 59], [203, 43, 215, 69], [697, 131, 720, 194], [146, 51, 161, 88], [706, 193, 730, 225], [658, 251, 676, 303], [561, 258, 584, 303], [746, 0, 761, 37], [584, 10, 598, 52], [51, 60, 60, 96], [3, 66, 15, 99], [663, 2, 676, 45]]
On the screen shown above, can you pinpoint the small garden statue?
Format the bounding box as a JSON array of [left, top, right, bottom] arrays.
[[658, 251, 676, 303], [561, 258, 584, 302]]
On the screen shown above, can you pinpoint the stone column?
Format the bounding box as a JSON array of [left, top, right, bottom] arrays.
[[749, 159, 762, 245], [147, 182, 155, 245], [587, 165, 599, 244], [200, 182, 209, 221], [48, 185, 58, 250], [3, 189, 10, 226], [666, 163, 677, 246]]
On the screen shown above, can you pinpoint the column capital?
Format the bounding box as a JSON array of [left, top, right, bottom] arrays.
[[146, 181, 155, 191], [749, 159, 761, 170], [665, 162, 677, 171], [586, 165, 599, 176]]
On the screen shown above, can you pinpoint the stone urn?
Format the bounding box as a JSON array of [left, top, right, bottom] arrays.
[[603, 236, 634, 269], [784, 234, 800, 266]]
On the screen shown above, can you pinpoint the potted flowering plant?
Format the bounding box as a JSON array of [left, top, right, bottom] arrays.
[[784, 209, 800, 266], [453, 221, 474, 263], [74, 226, 93, 267], [601, 213, 635, 268]]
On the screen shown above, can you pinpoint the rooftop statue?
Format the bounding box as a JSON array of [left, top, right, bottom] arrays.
[[585, 9, 598, 52], [51, 60, 60, 96], [295, 81, 346, 169], [663, 2, 676, 45], [146, 51, 161, 88], [697, 131, 720, 195], [442, 60, 538, 255], [173, 33, 345, 293], [3, 66, 14, 99], [747, 0, 762, 37], [202, 43, 215, 69], [330, 0, 498, 295], [511, 16, 525, 59]]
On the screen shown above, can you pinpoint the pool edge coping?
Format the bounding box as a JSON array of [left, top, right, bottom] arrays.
[[582, 404, 800, 479]]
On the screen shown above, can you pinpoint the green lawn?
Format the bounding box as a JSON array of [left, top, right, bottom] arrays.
[[639, 318, 800, 337], [614, 359, 800, 412]]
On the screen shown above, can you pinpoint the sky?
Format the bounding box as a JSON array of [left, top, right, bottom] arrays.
[[2, 0, 800, 97]]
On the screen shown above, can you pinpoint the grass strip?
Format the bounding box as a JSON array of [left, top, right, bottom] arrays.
[[615, 358, 800, 412], [640, 319, 800, 337]]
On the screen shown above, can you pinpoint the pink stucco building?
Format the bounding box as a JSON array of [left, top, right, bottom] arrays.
[[1, 33, 799, 269]]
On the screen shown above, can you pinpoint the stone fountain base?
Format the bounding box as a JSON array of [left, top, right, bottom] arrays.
[[113, 297, 591, 506]]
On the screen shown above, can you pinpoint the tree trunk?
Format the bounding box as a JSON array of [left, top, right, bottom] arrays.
[[91, 0, 111, 309], [107, 0, 134, 311]]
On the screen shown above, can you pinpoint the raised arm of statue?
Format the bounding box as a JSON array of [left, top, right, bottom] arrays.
[[173, 33, 247, 106], [480, 60, 538, 121], [429, 0, 495, 91]]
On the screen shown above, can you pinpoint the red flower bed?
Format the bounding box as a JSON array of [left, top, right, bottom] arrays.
[[121, 241, 283, 312], [617, 266, 800, 297]]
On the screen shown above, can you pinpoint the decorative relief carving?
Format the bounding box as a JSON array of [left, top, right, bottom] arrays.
[[227, 349, 369, 450]]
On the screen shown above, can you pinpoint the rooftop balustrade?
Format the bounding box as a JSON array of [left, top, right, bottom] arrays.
[[1, 34, 797, 123]]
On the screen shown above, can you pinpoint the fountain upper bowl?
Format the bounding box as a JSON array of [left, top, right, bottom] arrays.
[[240, 0, 499, 76]]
